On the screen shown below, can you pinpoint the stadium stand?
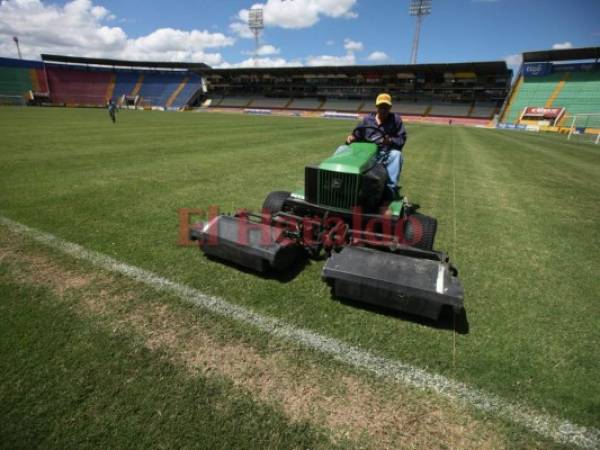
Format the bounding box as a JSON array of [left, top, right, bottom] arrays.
[[169, 73, 203, 108], [38, 54, 209, 109], [219, 96, 253, 107], [46, 65, 112, 106], [1, 54, 512, 123], [501, 47, 600, 129], [204, 96, 223, 107], [0, 57, 47, 104], [137, 71, 186, 107], [428, 102, 471, 117], [503, 73, 563, 123], [391, 99, 430, 116], [248, 96, 290, 109], [288, 98, 322, 109], [553, 71, 600, 126], [201, 62, 510, 122], [321, 98, 363, 112], [470, 101, 498, 118], [44, 65, 202, 109], [112, 71, 141, 101]]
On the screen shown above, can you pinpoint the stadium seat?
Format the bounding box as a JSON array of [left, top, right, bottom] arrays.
[[428, 102, 471, 117], [287, 98, 321, 110], [504, 73, 562, 123], [248, 97, 290, 109], [0, 57, 47, 104], [137, 72, 187, 108], [470, 101, 498, 119], [393, 99, 430, 116], [503, 69, 600, 125], [321, 98, 362, 112], [112, 71, 140, 101], [46, 66, 112, 106], [553, 72, 600, 125], [169, 73, 204, 108], [219, 97, 253, 107]]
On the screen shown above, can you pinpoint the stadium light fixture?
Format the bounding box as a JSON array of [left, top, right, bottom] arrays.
[[409, 0, 432, 64], [248, 7, 264, 68]]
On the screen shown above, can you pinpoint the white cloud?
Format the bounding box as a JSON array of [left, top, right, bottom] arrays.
[[257, 44, 280, 55], [306, 53, 355, 66], [326, 39, 335, 46], [231, 0, 357, 35], [0, 0, 234, 63], [129, 28, 232, 53], [505, 53, 522, 67], [220, 48, 359, 68], [217, 56, 302, 69], [552, 41, 573, 50], [241, 44, 280, 56], [343, 38, 363, 52], [229, 21, 255, 39], [504, 53, 522, 79], [90, 5, 109, 19], [366, 51, 389, 62], [305, 37, 361, 67]]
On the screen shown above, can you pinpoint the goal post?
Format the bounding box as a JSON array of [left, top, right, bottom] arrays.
[[566, 114, 600, 144]]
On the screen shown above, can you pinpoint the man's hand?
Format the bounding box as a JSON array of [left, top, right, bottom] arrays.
[[382, 135, 391, 146], [346, 134, 356, 145]]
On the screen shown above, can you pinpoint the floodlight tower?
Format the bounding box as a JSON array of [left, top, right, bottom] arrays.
[[409, 0, 432, 64], [13, 36, 22, 59], [248, 7, 264, 67]]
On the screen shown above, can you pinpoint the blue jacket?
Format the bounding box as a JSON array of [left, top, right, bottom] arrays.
[[356, 113, 407, 151]]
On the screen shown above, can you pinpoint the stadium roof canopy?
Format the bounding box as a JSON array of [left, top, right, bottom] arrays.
[[523, 46, 600, 63], [198, 60, 509, 76], [39, 54, 509, 76], [41, 54, 211, 70]]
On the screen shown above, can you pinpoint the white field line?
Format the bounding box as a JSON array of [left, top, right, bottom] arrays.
[[1, 215, 598, 449]]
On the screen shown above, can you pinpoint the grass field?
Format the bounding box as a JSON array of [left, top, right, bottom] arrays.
[[1, 106, 598, 448]]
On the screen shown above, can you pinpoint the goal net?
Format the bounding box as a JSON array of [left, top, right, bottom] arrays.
[[566, 114, 600, 145]]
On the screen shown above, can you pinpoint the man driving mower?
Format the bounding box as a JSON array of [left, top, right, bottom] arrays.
[[335, 93, 406, 199], [191, 92, 465, 323]]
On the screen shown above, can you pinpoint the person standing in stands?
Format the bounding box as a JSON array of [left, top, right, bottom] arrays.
[[107, 99, 117, 123]]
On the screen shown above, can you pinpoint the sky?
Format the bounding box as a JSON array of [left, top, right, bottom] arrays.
[[0, 0, 598, 71]]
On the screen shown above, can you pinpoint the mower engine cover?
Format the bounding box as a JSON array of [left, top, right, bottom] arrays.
[[304, 142, 388, 213]]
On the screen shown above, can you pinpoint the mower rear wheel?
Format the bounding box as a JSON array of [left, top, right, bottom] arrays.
[[263, 191, 291, 215], [404, 213, 437, 251]]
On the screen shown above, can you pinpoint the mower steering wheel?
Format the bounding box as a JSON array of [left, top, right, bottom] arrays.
[[350, 125, 387, 146]]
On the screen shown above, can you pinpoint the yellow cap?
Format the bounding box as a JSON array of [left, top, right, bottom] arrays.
[[375, 93, 392, 106]]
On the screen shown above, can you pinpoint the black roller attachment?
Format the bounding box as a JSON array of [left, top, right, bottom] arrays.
[[322, 246, 463, 320], [194, 215, 302, 273]]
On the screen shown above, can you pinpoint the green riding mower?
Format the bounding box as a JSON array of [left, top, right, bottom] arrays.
[[190, 125, 464, 322]]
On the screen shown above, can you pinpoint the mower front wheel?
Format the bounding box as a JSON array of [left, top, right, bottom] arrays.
[[404, 213, 437, 251], [263, 191, 291, 215]]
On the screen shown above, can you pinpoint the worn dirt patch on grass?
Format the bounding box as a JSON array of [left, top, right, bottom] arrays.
[[0, 230, 516, 449]]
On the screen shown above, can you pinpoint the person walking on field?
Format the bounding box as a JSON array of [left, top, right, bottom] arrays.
[[107, 99, 117, 123]]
